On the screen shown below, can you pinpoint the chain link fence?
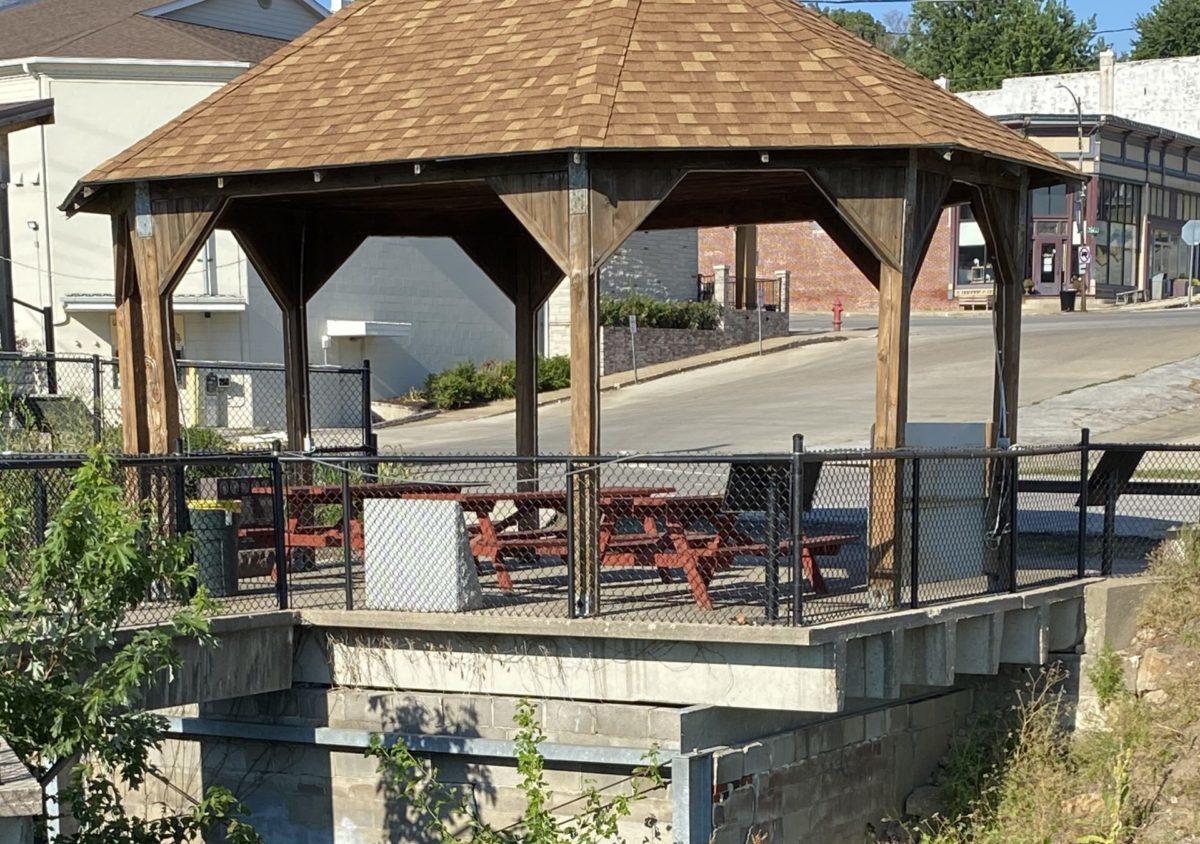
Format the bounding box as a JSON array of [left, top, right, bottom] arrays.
[[0, 353, 374, 455], [0, 432, 1194, 628]]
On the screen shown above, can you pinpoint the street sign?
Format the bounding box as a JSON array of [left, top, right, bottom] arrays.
[[1078, 246, 1090, 266], [1087, 226, 1101, 236], [1183, 220, 1200, 247], [628, 314, 637, 334], [757, 286, 765, 310]]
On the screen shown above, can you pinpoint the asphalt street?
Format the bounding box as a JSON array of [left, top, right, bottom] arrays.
[[378, 308, 1200, 454]]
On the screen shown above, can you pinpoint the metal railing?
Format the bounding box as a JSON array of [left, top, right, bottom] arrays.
[[696, 275, 788, 312], [0, 352, 375, 455], [0, 430, 1195, 628]]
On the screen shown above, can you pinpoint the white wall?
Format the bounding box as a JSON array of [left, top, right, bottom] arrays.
[[244, 237, 516, 401], [960, 55, 1200, 137], [162, 0, 323, 40], [0, 63, 249, 355]]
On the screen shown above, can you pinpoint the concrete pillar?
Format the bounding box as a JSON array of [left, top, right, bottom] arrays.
[[774, 269, 791, 313], [713, 264, 729, 309], [1099, 50, 1115, 115]]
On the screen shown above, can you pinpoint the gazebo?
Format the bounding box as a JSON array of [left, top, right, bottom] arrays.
[[62, 0, 1074, 603]]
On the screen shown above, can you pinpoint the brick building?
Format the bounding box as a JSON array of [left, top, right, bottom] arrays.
[[700, 214, 956, 313]]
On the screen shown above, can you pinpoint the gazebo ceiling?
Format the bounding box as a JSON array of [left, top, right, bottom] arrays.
[[70, 0, 1072, 201]]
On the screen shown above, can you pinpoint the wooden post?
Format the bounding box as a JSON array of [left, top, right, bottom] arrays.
[[734, 224, 758, 309], [489, 160, 680, 616], [114, 184, 223, 453], [810, 157, 950, 608], [515, 271, 538, 482], [230, 213, 364, 453]]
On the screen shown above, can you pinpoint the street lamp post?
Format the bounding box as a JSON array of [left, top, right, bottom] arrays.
[[1057, 83, 1087, 312]]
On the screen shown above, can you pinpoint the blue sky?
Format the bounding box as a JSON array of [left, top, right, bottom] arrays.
[[820, 0, 1153, 53]]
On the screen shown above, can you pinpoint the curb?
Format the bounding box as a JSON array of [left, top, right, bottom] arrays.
[[380, 332, 854, 428]]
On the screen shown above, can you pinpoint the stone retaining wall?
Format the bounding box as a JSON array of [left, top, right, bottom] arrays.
[[600, 309, 789, 375], [709, 688, 977, 844]]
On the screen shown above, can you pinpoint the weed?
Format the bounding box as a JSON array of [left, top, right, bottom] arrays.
[[1088, 644, 1128, 710]]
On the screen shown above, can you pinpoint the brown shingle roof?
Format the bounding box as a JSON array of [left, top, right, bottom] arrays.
[[82, 0, 1073, 187], [0, 0, 287, 63]]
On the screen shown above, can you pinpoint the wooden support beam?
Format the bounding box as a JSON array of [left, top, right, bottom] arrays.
[[115, 184, 223, 453], [230, 212, 365, 450], [111, 210, 147, 454], [814, 158, 949, 609]]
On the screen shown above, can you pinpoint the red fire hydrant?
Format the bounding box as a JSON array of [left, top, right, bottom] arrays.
[[832, 297, 844, 331]]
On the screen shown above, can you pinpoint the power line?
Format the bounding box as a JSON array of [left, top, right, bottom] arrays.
[[0, 252, 245, 282]]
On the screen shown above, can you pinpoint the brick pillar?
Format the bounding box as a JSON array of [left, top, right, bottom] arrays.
[[714, 264, 730, 309], [775, 270, 791, 313]]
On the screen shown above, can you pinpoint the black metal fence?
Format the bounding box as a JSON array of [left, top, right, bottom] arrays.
[[0, 431, 1195, 628], [696, 274, 789, 312], [0, 352, 374, 455]]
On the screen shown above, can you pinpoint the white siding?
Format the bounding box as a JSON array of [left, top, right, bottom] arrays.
[[163, 0, 323, 40], [244, 237, 516, 401]]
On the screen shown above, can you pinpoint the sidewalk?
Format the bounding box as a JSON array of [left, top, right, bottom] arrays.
[[387, 331, 854, 428]]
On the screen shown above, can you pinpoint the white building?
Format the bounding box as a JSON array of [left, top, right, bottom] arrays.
[[0, 0, 523, 411]]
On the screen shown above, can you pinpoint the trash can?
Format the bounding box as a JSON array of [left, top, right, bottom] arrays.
[[187, 500, 241, 597], [1059, 290, 1077, 311]]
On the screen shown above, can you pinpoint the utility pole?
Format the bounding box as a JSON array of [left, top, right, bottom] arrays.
[[1057, 83, 1087, 312]]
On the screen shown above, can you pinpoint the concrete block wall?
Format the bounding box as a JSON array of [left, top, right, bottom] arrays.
[[708, 688, 975, 844], [699, 215, 955, 313], [599, 310, 789, 375], [137, 689, 678, 843]]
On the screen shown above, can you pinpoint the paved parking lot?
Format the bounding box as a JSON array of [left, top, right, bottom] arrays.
[[378, 309, 1200, 455]]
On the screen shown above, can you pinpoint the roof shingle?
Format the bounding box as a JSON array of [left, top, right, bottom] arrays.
[[82, 0, 1073, 187]]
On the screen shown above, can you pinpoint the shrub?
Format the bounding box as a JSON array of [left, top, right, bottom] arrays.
[[537, 355, 571, 391], [598, 293, 719, 330], [425, 361, 480, 410], [423, 357, 571, 410]]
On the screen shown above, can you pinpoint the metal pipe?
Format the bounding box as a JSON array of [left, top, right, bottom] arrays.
[[910, 457, 920, 610], [270, 442, 289, 610], [91, 353, 102, 443], [360, 358, 372, 452], [162, 715, 654, 768], [765, 471, 779, 621], [565, 456, 576, 619], [1077, 427, 1090, 578], [341, 461, 354, 610], [1008, 454, 1019, 594], [790, 433, 804, 626]]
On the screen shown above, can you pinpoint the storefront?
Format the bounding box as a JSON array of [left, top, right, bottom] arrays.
[[950, 115, 1200, 302]]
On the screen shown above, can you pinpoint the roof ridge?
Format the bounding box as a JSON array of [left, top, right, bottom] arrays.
[[89, 0, 379, 181], [597, 0, 643, 144], [141, 16, 244, 61]]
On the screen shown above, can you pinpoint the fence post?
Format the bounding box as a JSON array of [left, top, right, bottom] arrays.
[[270, 442, 289, 610], [910, 457, 920, 610], [340, 460, 354, 610], [1077, 427, 1090, 578], [565, 457, 576, 619], [360, 359, 373, 452], [43, 307, 56, 394], [1101, 473, 1117, 577], [790, 434, 804, 626], [765, 469, 779, 621], [172, 438, 188, 539], [1008, 453, 1019, 593], [91, 354, 103, 444]]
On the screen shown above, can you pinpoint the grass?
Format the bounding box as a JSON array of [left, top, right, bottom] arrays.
[[916, 524, 1200, 844]]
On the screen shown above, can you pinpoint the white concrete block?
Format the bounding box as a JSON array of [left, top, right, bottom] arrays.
[[362, 499, 482, 612]]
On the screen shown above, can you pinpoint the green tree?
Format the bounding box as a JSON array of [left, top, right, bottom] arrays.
[[0, 452, 262, 843], [905, 0, 1098, 91], [369, 700, 663, 843], [1132, 0, 1200, 59], [818, 7, 908, 56]]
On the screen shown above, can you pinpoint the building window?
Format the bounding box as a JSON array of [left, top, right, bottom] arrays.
[[1093, 180, 1142, 287], [955, 206, 992, 285], [1151, 228, 1188, 281], [1181, 192, 1200, 222], [1030, 184, 1068, 218], [1149, 187, 1172, 220]]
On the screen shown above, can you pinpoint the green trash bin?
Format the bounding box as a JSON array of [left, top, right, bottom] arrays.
[[188, 500, 242, 597]]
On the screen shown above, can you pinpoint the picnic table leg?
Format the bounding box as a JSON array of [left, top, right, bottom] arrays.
[[803, 547, 828, 595], [667, 521, 715, 610], [471, 509, 513, 591]]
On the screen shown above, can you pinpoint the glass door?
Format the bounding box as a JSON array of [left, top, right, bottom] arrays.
[[1033, 238, 1065, 295]]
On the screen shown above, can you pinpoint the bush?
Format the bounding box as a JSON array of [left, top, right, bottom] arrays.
[[598, 293, 719, 330], [537, 355, 571, 391], [423, 356, 572, 410]]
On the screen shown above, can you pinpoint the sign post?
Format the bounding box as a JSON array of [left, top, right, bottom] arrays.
[[1182, 220, 1200, 309], [628, 314, 639, 382]]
